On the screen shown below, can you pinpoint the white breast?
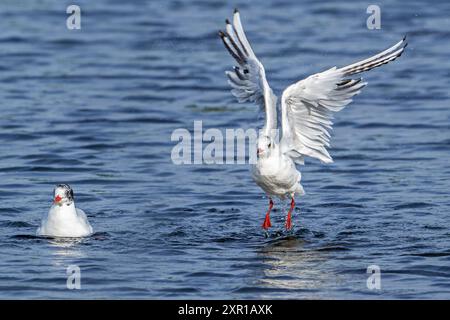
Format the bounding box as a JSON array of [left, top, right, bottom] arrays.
[[251, 153, 304, 198], [37, 203, 93, 238]]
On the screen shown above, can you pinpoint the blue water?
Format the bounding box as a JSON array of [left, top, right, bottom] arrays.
[[0, 0, 449, 299]]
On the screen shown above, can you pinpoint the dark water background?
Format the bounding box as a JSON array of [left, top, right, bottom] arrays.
[[0, 0, 449, 299]]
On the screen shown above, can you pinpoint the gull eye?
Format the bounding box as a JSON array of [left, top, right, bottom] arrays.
[[268, 143, 271, 148]]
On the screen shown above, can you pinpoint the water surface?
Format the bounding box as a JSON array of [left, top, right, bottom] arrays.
[[0, 0, 449, 299]]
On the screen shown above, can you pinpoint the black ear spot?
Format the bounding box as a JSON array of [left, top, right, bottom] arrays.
[[65, 188, 74, 201]]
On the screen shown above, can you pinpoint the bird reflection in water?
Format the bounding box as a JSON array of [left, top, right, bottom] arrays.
[[258, 234, 333, 292], [47, 237, 87, 266]]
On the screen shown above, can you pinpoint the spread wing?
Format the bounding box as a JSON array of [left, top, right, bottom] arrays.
[[280, 37, 407, 164], [219, 9, 277, 134]]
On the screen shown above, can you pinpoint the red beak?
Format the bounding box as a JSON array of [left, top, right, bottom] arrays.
[[54, 195, 62, 203]]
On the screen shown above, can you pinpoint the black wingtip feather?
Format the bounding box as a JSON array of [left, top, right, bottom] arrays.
[[225, 19, 231, 25], [225, 31, 247, 62], [234, 8, 239, 13]]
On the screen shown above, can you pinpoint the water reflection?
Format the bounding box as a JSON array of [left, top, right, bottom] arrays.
[[46, 237, 88, 265], [258, 235, 331, 291]]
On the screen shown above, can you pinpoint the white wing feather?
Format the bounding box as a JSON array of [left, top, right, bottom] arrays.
[[280, 37, 407, 164], [220, 9, 277, 133]]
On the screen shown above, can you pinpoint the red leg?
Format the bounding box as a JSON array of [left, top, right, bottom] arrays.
[[262, 199, 274, 230], [285, 197, 295, 230]]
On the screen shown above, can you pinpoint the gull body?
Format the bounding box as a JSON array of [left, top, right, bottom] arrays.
[[37, 184, 93, 238], [219, 9, 407, 230], [251, 143, 304, 199]]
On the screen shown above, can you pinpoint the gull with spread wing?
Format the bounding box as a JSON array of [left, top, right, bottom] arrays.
[[219, 9, 407, 231]]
